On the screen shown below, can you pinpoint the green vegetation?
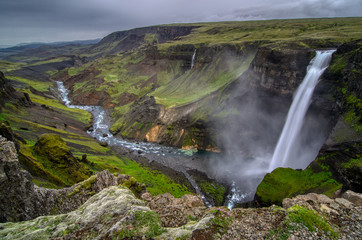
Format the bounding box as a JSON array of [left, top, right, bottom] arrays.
[[256, 167, 342, 206], [342, 94, 362, 135], [153, 53, 255, 108], [67, 175, 97, 197], [267, 205, 338, 239], [0, 60, 26, 72], [117, 210, 166, 239], [85, 154, 190, 197], [33, 133, 92, 186], [199, 181, 227, 206], [210, 208, 232, 235], [341, 156, 362, 169], [6, 76, 53, 92], [158, 18, 362, 50], [287, 205, 338, 237], [28, 57, 71, 66]]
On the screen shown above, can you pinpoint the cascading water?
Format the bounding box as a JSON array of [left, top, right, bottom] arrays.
[[56, 81, 211, 206], [226, 49, 335, 209], [191, 49, 196, 69], [268, 50, 335, 171], [57, 81, 184, 155]]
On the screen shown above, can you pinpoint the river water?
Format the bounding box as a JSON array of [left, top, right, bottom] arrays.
[[56, 81, 211, 206]]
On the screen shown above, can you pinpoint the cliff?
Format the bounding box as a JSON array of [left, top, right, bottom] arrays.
[[1, 136, 361, 239], [0, 135, 145, 222]]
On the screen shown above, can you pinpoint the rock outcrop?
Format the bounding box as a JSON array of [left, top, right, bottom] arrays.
[[0, 71, 32, 110], [1, 178, 361, 239], [141, 192, 206, 227], [0, 135, 142, 222]]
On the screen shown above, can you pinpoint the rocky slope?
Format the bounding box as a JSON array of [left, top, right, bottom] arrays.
[[0, 135, 146, 223], [1, 136, 361, 239]]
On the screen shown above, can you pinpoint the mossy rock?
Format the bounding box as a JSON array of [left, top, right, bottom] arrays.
[[122, 176, 146, 198], [309, 141, 362, 192], [256, 167, 342, 206], [33, 133, 92, 186]]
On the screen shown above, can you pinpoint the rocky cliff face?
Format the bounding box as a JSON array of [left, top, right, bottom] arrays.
[[0, 71, 32, 110], [0, 135, 143, 222], [250, 48, 314, 95]]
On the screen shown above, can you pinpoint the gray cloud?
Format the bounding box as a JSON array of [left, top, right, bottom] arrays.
[[0, 0, 361, 46]]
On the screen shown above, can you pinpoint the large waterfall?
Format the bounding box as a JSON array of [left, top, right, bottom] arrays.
[[268, 50, 335, 171], [226, 50, 335, 209]]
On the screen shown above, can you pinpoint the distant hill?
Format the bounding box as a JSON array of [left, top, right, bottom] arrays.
[[0, 39, 101, 59]]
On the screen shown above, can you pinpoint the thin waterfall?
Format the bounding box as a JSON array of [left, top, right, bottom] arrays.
[[191, 49, 196, 69], [268, 50, 335, 172]]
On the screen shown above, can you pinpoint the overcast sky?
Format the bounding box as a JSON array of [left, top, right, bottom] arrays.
[[0, 0, 361, 46]]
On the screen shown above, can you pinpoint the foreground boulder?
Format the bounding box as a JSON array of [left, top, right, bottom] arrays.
[[1, 185, 361, 239]]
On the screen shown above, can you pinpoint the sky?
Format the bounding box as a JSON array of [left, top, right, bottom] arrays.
[[0, 0, 361, 46]]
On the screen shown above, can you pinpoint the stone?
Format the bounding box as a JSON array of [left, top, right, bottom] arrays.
[[342, 190, 362, 206], [320, 204, 339, 215], [143, 192, 206, 228], [335, 198, 355, 209]]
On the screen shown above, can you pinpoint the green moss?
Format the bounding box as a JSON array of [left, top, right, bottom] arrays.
[[256, 167, 342, 206], [122, 176, 146, 197], [329, 54, 347, 74], [33, 133, 92, 186], [67, 175, 97, 197], [117, 210, 166, 239], [341, 156, 362, 169], [182, 133, 194, 147], [86, 154, 190, 197], [18, 149, 66, 187], [210, 208, 232, 235], [342, 94, 362, 135], [6, 76, 53, 92], [32, 178, 61, 189], [159, 18, 362, 51], [268, 205, 339, 239], [287, 205, 338, 238], [199, 181, 227, 206]]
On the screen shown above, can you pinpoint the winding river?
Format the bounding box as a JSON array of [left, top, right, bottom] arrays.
[[57, 81, 211, 206]]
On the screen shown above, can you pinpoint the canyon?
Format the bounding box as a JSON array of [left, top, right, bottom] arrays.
[[0, 17, 361, 239]]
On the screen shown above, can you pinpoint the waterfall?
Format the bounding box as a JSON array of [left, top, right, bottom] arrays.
[[191, 49, 196, 69], [268, 50, 335, 172]]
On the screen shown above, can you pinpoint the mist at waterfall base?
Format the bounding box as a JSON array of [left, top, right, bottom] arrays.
[[206, 50, 335, 208]]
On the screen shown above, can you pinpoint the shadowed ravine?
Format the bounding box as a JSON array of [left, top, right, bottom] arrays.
[[57, 81, 212, 206], [57, 49, 335, 209]]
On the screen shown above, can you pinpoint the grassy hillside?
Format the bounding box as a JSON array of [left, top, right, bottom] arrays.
[[157, 18, 362, 49], [0, 72, 191, 196]]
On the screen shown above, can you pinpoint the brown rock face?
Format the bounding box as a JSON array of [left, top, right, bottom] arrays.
[[250, 48, 313, 95]]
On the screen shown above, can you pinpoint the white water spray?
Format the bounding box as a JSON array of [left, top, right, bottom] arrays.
[[191, 49, 196, 69], [268, 50, 335, 171]]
